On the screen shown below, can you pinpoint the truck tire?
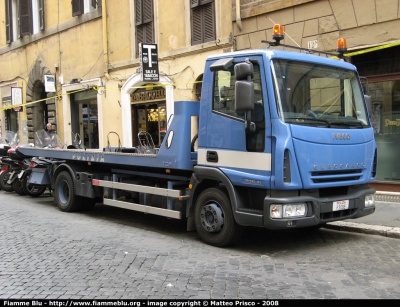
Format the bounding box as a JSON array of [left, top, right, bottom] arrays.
[[22, 176, 47, 197], [194, 187, 244, 247], [54, 171, 82, 212], [0, 170, 14, 192], [13, 179, 26, 196]]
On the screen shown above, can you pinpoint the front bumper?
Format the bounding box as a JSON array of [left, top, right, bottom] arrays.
[[263, 186, 376, 229]]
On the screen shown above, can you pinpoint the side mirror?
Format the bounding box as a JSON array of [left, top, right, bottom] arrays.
[[234, 61, 255, 112], [235, 81, 254, 112], [364, 95, 372, 117], [234, 61, 255, 133]]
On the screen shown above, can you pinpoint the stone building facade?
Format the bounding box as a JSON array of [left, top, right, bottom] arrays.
[[232, 0, 400, 192]]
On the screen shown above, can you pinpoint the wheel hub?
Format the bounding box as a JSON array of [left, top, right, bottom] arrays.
[[200, 203, 224, 232]]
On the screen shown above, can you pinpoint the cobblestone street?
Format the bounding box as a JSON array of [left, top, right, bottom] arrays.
[[1, 191, 400, 299]]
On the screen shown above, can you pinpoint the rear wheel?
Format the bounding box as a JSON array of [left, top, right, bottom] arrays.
[[54, 171, 82, 212], [194, 187, 244, 247], [0, 170, 14, 192], [13, 179, 26, 195], [22, 176, 47, 197]]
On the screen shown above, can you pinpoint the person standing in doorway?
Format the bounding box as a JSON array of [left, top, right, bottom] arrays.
[[43, 123, 58, 148]]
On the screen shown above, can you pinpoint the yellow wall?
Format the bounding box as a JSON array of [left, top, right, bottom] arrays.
[[59, 20, 104, 81], [0, 0, 234, 146], [157, 0, 187, 53], [107, 0, 131, 64]]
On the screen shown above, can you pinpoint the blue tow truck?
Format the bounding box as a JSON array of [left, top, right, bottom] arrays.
[[16, 27, 377, 246]]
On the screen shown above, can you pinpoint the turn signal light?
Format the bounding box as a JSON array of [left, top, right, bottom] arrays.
[[272, 24, 284, 43], [336, 38, 347, 53]]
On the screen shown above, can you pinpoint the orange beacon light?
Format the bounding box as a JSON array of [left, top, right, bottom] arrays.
[[336, 38, 347, 56], [272, 24, 284, 43]]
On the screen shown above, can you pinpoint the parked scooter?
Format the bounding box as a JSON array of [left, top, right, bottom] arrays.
[[17, 129, 66, 197], [0, 158, 17, 192], [1, 129, 34, 193], [0, 130, 16, 169], [1, 131, 21, 191]]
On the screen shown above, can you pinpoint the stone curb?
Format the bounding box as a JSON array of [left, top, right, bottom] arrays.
[[324, 221, 400, 239]]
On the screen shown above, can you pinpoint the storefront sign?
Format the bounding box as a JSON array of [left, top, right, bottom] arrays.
[[11, 87, 22, 112], [132, 88, 166, 102], [139, 43, 159, 82], [44, 75, 56, 92], [385, 119, 400, 127]]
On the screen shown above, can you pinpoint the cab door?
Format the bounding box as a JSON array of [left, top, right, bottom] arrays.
[[199, 55, 272, 187]]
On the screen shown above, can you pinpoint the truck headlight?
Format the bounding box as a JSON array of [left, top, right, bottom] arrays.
[[270, 203, 307, 219], [270, 205, 283, 218], [365, 194, 375, 207]]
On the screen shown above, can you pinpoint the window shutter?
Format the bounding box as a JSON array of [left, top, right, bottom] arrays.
[[190, 0, 200, 8], [5, 0, 13, 43], [135, 0, 154, 57], [137, 25, 144, 43], [136, 25, 144, 57], [143, 0, 153, 23], [20, 0, 32, 36], [135, 0, 142, 25], [144, 23, 153, 43], [39, 0, 45, 31], [72, 0, 83, 17], [191, 7, 203, 45], [203, 2, 215, 42]]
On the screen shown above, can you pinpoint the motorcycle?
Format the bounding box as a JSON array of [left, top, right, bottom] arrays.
[[0, 131, 22, 192], [17, 129, 66, 197], [1, 129, 34, 193], [0, 131, 16, 168], [0, 158, 17, 192]]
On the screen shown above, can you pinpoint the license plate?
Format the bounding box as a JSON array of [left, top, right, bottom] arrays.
[[18, 170, 24, 178], [333, 199, 349, 211]]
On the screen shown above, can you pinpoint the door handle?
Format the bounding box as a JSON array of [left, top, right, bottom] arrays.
[[207, 151, 218, 163]]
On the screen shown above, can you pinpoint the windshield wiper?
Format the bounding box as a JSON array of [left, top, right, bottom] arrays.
[[329, 120, 365, 128], [285, 117, 331, 127]]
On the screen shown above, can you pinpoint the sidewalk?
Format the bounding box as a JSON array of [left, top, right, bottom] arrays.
[[325, 192, 400, 239]]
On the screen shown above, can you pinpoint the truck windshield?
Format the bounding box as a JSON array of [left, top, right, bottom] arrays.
[[271, 59, 370, 128]]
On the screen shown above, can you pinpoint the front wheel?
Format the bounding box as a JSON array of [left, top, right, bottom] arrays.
[[22, 175, 47, 197], [194, 187, 244, 247], [0, 170, 14, 192], [54, 171, 82, 212], [13, 179, 26, 195]]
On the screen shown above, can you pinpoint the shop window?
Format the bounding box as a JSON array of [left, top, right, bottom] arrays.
[[133, 103, 166, 147], [70, 90, 99, 149], [355, 46, 400, 183], [362, 80, 400, 182]]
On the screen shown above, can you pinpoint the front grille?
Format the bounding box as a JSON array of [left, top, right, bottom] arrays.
[[311, 169, 362, 183], [319, 186, 348, 198], [321, 208, 357, 221]]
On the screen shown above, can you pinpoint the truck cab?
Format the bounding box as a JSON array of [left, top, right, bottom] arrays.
[[190, 47, 376, 245]]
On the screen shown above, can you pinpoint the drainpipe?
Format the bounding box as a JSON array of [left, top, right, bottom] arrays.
[[102, 0, 111, 80], [236, 0, 242, 31]]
